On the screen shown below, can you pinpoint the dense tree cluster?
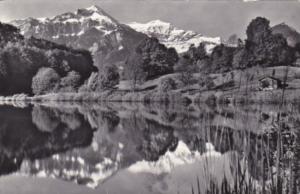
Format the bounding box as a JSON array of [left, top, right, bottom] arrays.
[[243, 17, 295, 68], [0, 22, 95, 95], [124, 37, 179, 82], [174, 43, 209, 85], [178, 17, 296, 75], [79, 64, 120, 92]]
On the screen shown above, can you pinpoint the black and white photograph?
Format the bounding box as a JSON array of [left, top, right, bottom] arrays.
[[0, 0, 300, 193]]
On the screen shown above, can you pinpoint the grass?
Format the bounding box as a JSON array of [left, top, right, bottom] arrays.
[[184, 100, 300, 194], [2, 66, 300, 104]]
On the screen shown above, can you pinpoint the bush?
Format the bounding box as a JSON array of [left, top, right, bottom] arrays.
[[97, 64, 120, 91], [158, 78, 177, 92], [32, 67, 61, 95], [80, 65, 120, 92], [59, 71, 81, 92], [205, 76, 216, 90]]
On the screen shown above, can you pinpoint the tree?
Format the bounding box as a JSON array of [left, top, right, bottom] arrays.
[[0, 52, 8, 92], [59, 71, 81, 92], [124, 53, 146, 91], [210, 44, 236, 73], [244, 17, 295, 67], [174, 43, 209, 86], [186, 43, 207, 61], [93, 64, 120, 91], [174, 55, 197, 86], [32, 67, 61, 95], [246, 17, 271, 46], [130, 37, 179, 80], [227, 34, 239, 46], [0, 23, 95, 95]]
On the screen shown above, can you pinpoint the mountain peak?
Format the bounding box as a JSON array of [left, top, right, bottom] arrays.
[[78, 5, 108, 16], [148, 19, 171, 26], [75, 5, 119, 26], [86, 5, 103, 12]]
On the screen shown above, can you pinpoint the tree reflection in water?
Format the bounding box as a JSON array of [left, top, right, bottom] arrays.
[[0, 102, 299, 193]]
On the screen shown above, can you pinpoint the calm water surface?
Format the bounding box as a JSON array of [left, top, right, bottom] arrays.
[[0, 102, 299, 194]]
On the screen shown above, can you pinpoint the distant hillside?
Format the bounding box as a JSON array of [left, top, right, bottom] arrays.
[[0, 22, 95, 95], [272, 23, 300, 47]]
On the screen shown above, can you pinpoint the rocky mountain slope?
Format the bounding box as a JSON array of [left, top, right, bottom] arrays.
[[11, 5, 147, 68], [128, 20, 221, 53]]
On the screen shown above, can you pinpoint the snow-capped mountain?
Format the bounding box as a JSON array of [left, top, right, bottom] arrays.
[[11, 5, 221, 67], [128, 20, 221, 53], [11, 5, 147, 67]]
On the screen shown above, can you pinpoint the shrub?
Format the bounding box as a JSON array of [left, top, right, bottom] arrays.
[[59, 71, 81, 92], [97, 64, 120, 90], [158, 78, 177, 92], [32, 67, 61, 95], [205, 76, 216, 90]]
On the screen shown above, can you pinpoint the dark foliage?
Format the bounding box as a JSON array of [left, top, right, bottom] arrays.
[[123, 52, 146, 90], [209, 44, 236, 73], [175, 43, 208, 85], [190, 17, 297, 74], [0, 22, 95, 95], [242, 17, 295, 68], [174, 54, 198, 86], [125, 37, 179, 81], [0, 106, 93, 176]]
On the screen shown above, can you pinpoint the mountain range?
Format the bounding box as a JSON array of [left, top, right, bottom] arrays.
[[128, 20, 221, 53], [11, 5, 222, 69]]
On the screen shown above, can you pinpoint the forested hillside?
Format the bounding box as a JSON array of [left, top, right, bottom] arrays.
[[0, 22, 96, 95]]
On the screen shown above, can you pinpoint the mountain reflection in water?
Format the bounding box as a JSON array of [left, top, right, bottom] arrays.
[[0, 102, 299, 194]]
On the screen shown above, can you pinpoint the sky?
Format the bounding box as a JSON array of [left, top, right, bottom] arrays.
[[0, 0, 300, 39]]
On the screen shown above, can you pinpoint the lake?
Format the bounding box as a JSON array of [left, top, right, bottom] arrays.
[[0, 102, 299, 194]]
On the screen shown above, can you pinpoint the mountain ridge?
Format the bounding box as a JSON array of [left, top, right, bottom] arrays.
[[11, 5, 147, 68], [128, 19, 221, 53]]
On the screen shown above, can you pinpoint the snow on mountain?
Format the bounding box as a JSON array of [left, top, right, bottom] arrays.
[[11, 5, 221, 66], [17, 139, 125, 189], [11, 5, 146, 66], [127, 141, 221, 175], [128, 20, 221, 54], [12, 5, 118, 39]]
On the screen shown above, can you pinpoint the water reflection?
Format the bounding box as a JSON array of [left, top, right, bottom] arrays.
[[0, 102, 299, 193]]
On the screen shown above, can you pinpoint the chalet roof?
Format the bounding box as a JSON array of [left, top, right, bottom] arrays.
[[258, 76, 282, 82]]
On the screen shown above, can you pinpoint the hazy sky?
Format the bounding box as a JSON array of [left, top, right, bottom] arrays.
[[1, 0, 300, 39]]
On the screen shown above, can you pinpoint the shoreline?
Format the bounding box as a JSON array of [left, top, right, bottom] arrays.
[[1, 88, 300, 105]]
